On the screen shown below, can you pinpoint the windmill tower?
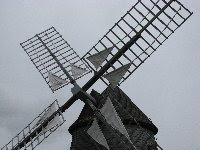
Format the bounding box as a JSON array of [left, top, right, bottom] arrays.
[[1, 0, 192, 150], [69, 87, 159, 149]]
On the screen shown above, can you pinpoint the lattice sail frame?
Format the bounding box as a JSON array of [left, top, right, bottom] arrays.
[[83, 0, 192, 86], [2, 1, 192, 149], [20, 27, 91, 92], [1, 100, 65, 150]]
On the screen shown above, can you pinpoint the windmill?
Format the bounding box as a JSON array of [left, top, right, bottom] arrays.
[[1, 0, 192, 150]]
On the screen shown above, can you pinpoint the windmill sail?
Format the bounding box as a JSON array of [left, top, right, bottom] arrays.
[[71, 64, 88, 79], [38, 114, 62, 136], [87, 118, 110, 150], [83, 0, 193, 87], [0, 100, 65, 150], [86, 46, 113, 70], [48, 72, 67, 90], [103, 63, 131, 88], [20, 27, 90, 92], [100, 97, 132, 143], [33, 101, 57, 129]]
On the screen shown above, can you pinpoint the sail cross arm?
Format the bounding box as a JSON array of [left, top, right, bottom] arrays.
[[38, 114, 62, 136], [103, 63, 131, 88], [48, 72, 67, 91], [33, 101, 57, 129], [86, 46, 114, 70], [100, 97, 137, 149], [70, 64, 88, 79], [87, 118, 110, 150], [100, 97, 131, 141]]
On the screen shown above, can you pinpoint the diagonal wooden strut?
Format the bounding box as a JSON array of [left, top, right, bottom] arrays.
[[11, 0, 186, 149]]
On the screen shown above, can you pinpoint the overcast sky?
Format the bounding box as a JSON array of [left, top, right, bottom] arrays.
[[0, 0, 200, 150]]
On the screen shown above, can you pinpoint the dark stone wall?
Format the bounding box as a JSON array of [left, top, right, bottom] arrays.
[[70, 125, 157, 150], [69, 87, 158, 150]]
